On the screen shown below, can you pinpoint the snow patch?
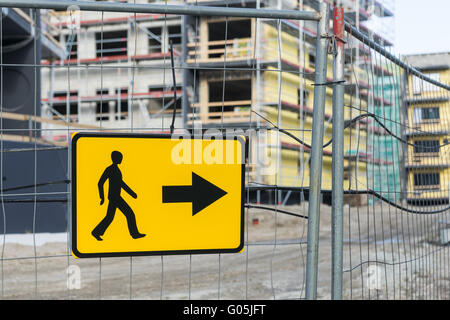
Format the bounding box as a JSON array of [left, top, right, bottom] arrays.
[[0, 232, 68, 246]]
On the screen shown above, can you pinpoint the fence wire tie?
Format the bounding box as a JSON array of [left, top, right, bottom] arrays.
[[312, 80, 346, 86], [329, 35, 337, 56], [322, 34, 346, 56]]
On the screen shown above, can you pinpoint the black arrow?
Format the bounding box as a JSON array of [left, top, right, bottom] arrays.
[[162, 172, 227, 216]]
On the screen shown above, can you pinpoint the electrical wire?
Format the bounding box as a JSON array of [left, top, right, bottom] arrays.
[[246, 184, 450, 215], [252, 109, 450, 150], [245, 204, 308, 219]]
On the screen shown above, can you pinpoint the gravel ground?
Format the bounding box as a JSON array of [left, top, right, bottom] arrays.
[[0, 203, 449, 300]]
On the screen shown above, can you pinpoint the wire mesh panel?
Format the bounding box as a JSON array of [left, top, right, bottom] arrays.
[[0, 0, 448, 301], [0, 0, 322, 300], [340, 22, 450, 300]]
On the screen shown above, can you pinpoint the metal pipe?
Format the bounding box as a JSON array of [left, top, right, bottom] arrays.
[[305, 1, 330, 300], [0, 0, 321, 21], [331, 5, 345, 300], [344, 20, 450, 91]]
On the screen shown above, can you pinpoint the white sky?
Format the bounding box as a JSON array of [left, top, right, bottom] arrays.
[[394, 0, 450, 55]]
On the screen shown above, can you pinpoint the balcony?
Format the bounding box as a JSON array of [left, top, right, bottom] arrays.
[[406, 171, 448, 203], [186, 16, 319, 72], [188, 100, 252, 124], [187, 38, 254, 65], [405, 137, 449, 169], [405, 96, 449, 105]]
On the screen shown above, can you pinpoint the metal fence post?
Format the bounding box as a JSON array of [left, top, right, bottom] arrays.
[[305, 1, 330, 300], [331, 5, 345, 300]]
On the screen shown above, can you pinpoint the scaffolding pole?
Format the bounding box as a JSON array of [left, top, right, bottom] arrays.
[[0, 0, 321, 22]]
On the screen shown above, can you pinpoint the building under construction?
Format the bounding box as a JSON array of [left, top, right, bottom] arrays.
[[182, 0, 398, 204], [0, 7, 68, 233], [0, 0, 400, 233], [37, 0, 398, 205], [403, 52, 450, 205]]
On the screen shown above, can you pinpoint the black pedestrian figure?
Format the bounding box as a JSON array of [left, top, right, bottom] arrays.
[[92, 151, 146, 241]]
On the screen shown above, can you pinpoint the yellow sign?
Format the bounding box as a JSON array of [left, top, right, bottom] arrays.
[[71, 133, 245, 258]]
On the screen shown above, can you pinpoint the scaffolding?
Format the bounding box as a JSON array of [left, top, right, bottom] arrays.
[[33, 0, 398, 205]]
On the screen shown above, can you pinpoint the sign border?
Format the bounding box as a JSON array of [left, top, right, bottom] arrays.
[[71, 132, 245, 258]]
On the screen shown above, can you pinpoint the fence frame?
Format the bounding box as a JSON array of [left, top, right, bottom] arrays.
[[331, 4, 345, 301], [343, 20, 450, 91], [331, 6, 450, 300], [0, 0, 321, 21], [304, 1, 330, 300]]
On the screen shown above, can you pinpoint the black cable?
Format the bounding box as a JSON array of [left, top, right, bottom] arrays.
[[0, 199, 67, 203], [245, 184, 450, 215], [345, 189, 450, 215], [4, 183, 448, 214], [345, 112, 450, 149], [1, 36, 34, 54], [0, 176, 446, 215], [245, 204, 308, 219], [1, 179, 70, 193], [1, 176, 446, 215], [0, 146, 67, 153], [252, 110, 450, 150], [251, 110, 313, 149]]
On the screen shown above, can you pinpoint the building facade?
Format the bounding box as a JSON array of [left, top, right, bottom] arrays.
[[39, 0, 398, 205], [403, 52, 450, 204], [41, 2, 184, 143]]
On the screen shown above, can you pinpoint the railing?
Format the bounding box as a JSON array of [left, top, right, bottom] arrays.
[[188, 100, 252, 123], [187, 38, 254, 64]]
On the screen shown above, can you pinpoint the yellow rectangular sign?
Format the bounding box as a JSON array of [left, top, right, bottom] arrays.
[[71, 133, 245, 258]]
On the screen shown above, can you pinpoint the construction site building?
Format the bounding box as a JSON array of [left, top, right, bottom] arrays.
[[39, 0, 397, 205], [0, 7, 69, 233], [41, 2, 184, 143], [183, 0, 397, 204], [403, 52, 450, 204]]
